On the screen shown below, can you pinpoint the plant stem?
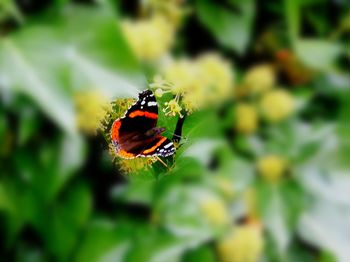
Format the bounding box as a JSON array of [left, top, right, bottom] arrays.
[[172, 115, 186, 143]]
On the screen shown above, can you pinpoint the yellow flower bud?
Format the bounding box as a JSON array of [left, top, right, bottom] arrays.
[[181, 88, 203, 114], [260, 89, 295, 122], [163, 59, 199, 94], [244, 188, 259, 220], [196, 53, 234, 104], [155, 88, 164, 97], [243, 64, 276, 94], [200, 197, 230, 226], [217, 224, 264, 262], [257, 155, 287, 182], [74, 90, 112, 134], [148, 0, 187, 27], [163, 52, 234, 114], [235, 103, 258, 134], [121, 15, 175, 61], [112, 152, 156, 174]]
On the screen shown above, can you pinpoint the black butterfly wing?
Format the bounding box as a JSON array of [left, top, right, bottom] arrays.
[[120, 90, 158, 135], [139, 136, 176, 157], [111, 90, 165, 158]]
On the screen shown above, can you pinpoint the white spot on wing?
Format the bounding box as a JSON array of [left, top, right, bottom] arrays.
[[164, 143, 173, 149], [148, 101, 157, 107]]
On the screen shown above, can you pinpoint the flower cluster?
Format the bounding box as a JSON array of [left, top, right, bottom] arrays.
[[200, 195, 230, 226], [260, 89, 295, 122], [121, 0, 187, 62], [234, 64, 296, 134], [146, 0, 188, 27], [235, 103, 258, 135], [216, 223, 264, 262], [74, 90, 112, 135], [121, 15, 175, 61], [257, 155, 288, 182], [239, 64, 276, 96], [151, 53, 234, 117], [113, 151, 156, 175]]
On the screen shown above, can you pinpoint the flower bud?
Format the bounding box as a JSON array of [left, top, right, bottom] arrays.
[[200, 197, 230, 226], [155, 88, 164, 97], [217, 224, 264, 262], [257, 155, 287, 182], [235, 103, 258, 134], [243, 64, 275, 94], [260, 89, 295, 122]]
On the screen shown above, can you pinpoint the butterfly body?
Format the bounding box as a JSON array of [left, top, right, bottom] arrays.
[[110, 90, 175, 159]]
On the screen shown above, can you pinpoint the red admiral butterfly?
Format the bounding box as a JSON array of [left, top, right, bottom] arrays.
[[110, 90, 176, 159]]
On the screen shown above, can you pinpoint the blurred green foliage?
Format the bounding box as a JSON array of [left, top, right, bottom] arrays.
[[1, 0, 350, 262]]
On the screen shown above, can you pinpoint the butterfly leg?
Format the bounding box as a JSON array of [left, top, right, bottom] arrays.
[[155, 156, 168, 167]]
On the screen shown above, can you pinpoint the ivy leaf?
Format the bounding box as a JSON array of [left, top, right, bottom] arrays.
[[0, 37, 76, 134], [0, 5, 144, 134], [196, 0, 255, 54], [75, 219, 131, 262], [126, 224, 212, 262], [32, 183, 92, 261], [183, 246, 216, 262], [256, 180, 306, 257], [295, 39, 342, 71], [0, 181, 24, 246], [298, 196, 350, 262], [0, 0, 23, 23]]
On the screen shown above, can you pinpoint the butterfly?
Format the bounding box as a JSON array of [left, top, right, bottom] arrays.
[[110, 90, 176, 159]]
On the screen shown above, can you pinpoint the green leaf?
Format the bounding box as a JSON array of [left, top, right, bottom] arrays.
[[298, 196, 350, 262], [0, 0, 23, 23], [256, 183, 290, 255], [0, 179, 28, 247], [155, 185, 225, 240], [284, 0, 300, 45], [295, 39, 342, 71], [111, 179, 155, 205], [180, 139, 225, 166], [0, 181, 12, 212], [296, 124, 350, 262], [0, 37, 76, 134], [57, 133, 86, 192], [183, 245, 216, 262], [18, 107, 40, 145], [0, 4, 144, 134], [196, 0, 255, 54], [75, 219, 130, 262], [126, 226, 207, 262], [33, 183, 92, 261], [182, 110, 221, 139], [256, 180, 306, 256]]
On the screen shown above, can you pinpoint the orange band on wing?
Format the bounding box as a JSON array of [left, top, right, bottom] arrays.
[[117, 149, 136, 159], [111, 120, 121, 141], [143, 137, 167, 154], [129, 110, 158, 119]]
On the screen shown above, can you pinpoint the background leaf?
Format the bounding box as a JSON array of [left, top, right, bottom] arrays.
[[196, 0, 256, 54]]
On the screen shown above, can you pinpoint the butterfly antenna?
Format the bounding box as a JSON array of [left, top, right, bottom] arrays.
[[163, 130, 188, 141]]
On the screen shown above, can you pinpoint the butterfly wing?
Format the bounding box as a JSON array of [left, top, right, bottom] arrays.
[[111, 90, 165, 158], [121, 90, 158, 134], [140, 136, 175, 157]]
